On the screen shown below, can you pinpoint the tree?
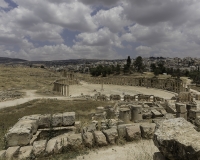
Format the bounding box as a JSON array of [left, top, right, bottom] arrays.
[[150, 63, 156, 72], [134, 56, 144, 72], [116, 64, 120, 74], [127, 56, 131, 68]]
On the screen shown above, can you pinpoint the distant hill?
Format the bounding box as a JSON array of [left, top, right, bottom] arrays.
[[0, 57, 27, 64]]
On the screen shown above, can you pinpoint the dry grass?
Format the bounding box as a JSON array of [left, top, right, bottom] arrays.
[[0, 99, 113, 150], [0, 65, 60, 91]]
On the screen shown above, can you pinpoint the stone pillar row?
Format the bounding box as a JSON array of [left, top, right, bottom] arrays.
[[53, 82, 69, 97]]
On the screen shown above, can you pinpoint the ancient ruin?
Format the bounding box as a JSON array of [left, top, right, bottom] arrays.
[[80, 76, 187, 93], [53, 72, 79, 96]]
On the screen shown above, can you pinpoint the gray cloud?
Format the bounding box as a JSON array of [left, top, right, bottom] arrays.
[[80, 0, 120, 6], [1, 0, 200, 60], [124, 0, 192, 26]]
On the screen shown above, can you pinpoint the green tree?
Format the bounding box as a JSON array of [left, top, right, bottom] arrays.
[[116, 64, 120, 74], [150, 63, 156, 72], [134, 56, 144, 72], [127, 56, 131, 68], [123, 64, 129, 74]]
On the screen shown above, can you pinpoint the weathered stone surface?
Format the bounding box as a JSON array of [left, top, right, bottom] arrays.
[[21, 114, 41, 121], [38, 114, 51, 128], [18, 146, 33, 160], [117, 124, 133, 138], [75, 121, 81, 133], [33, 140, 47, 157], [67, 133, 82, 147], [0, 150, 6, 159], [6, 123, 33, 147], [151, 109, 163, 118], [126, 124, 141, 141], [52, 134, 69, 153], [143, 111, 153, 119], [45, 138, 58, 155], [175, 103, 187, 113], [154, 118, 200, 160], [140, 123, 156, 139], [82, 132, 94, 147], [86, 123, 97, 132], [176, 112, 187, 120], [52, 113, 63, 127], [103, 128, 118, 144], [93, 131, 108, 146], [63, 112, 75, 126], [153, 152, 166, 160], [17, 118, 39, 134], [5, 146, 20, 160]]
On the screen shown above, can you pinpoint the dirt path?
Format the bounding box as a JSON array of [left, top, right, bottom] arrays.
[[0, 81, 176, 110], [73, 140, 158, 160], [0, 90, 68, 110]]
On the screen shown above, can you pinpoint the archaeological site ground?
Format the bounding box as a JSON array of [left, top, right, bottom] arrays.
[[1, 65, 200, 160]]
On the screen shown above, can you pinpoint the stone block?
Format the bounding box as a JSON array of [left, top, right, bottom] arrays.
[[126, 124, 141, 141], [175, 103, 187, 113], [93, 131, 108, 146], [176, 112, 187, 120], [140, 123, 156, 139], [0, 150, 6, 159], [151, 109, 163, 118], [33, 140, 47, 157], [38, 126, 76, 140], [52, 134, 69, 153], [75, 121, 81, 133], [21, 114, 41, 121], [154, 118, 200, 160], [117, 124, 133, 138], [86, 123, 97, 132], [82, 132, 94, 148], [18, 146, 33, 160], [16, 119, 38, 134], [6, 124, 33, 147], [186, 104, 197, 111], [45, 138, 58, 155], [143, 112, 152, 119], [196, 93, 200, 100], [67, 133, 82, 147], [103, 128, 118, 144], [153, 152, 166, 160], [5, 146, 20, 160], [63, 112, 75, 126], [38, 114, 51, 128], [52, 113, 63, 127], [189, 110, 200, 119]]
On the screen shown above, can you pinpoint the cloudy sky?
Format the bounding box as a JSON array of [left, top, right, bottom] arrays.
[[0, 0, 200, 60]]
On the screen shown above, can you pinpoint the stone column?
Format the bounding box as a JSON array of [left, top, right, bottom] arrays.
[[131, 105, 143, 122], [67, 85, 69, 97], [119, 108, 131, 123]]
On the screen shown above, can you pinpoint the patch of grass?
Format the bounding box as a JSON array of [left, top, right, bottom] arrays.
[[0, 99, 113, 150], [0, 65, 60, 91]]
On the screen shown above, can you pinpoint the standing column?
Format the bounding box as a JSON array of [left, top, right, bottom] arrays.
[[64, 85, 66, 96], [67, 85, 69, 97]]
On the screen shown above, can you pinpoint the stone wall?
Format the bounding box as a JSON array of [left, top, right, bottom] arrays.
[[0, 112, 157, 160]]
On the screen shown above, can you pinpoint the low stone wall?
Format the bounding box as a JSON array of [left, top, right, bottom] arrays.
[[0, 112, 155, 160]]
